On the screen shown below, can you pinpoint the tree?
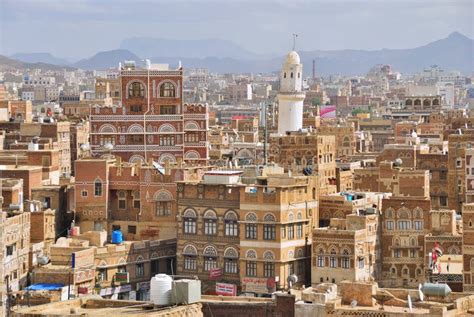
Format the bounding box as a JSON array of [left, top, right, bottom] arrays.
[[311, 97, 321, 106], [351, 108, 369, 116]]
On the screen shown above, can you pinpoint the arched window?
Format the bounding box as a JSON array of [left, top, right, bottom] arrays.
[[342, 249, 350, 269], [246, 249, 257, 259], [94, 179, 102, 197], [183, 244, 197, 271], [204, 210, 217, 235], [224, 247, 239, 274], [264, 213, 276, 222], [263, 214, 276, 240], [330, 249, 337, 268], [284, 73, 287, 79], [290, 72, 294, 78], [155, 190, 173, 216], [132, 191, 140, 209], [245, 213, 257, 239], [203, 245, 218, 272], [317, 248, 325, 267], [128, 82, 145, 98], [160, 82, 176, 97], [263, 250, 275, 260], [288, 212, 294, 222], [224, 210, 239, 237], [183, 209, 197, 234]]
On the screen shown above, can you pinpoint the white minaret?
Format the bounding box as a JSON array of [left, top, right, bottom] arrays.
[[277, 50, 305, 135]]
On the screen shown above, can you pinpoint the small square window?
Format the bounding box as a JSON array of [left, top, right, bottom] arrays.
[[81, 190, 88, 197], [128, 225, 136, 234]]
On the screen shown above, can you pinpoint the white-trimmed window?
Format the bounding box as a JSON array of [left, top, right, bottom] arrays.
[[342, 250, 350, 269], [94, 179, 102, 197], [414, 220, 423, 230], [329, 250, 337, 268], [118, 191, 126, 209], [317, 249, 325, 267], [398, 220, 411, 230], [224, 211, 238, 237], [183, 210, 197, 234]]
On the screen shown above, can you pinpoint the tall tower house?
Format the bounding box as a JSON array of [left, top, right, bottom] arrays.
[[277, 51, 305, 135]]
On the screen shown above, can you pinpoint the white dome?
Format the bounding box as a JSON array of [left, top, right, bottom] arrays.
[[285, 51, 300, 65]]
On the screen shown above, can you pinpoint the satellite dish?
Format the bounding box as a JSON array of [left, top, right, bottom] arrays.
[[80, 143, 90, 152], [408, 295, 413, 312], [287, 274, 298, 289], [103, 142, 114, 151], [418, 284, 424, 302], [393, 158, 403, 167], [37, 255, 50, 265]]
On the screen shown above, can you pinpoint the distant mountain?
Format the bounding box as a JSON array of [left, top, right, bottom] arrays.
[[0, 55, 75, 72], [10, 52, 70, 65], [4, 32, 472, 75], [121, 32, 473, 75], [296, 31, 474, 76], [73, 49, 141, 70], [120, 37, 261, 60]]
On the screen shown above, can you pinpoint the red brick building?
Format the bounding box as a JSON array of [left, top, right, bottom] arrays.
[[90, 62, 208, 165]]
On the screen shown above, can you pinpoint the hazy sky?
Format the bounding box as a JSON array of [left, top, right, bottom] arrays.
[[0, 0, 473, 60]]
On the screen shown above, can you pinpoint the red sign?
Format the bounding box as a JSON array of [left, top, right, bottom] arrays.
[[209, 268, 223, 279], [77, 287, 88, 294], [216, 282, 237, 296]]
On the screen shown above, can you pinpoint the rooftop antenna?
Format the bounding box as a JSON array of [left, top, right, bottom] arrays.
[[292, 33, 298, 50]]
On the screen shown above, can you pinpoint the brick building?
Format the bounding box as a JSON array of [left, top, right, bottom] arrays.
[[312, 210, 380, 285], [176, 167, 318, 295], [447, 131, 474, 211], [269, 131, 337, 194], [379, 167, 431, 288], [318, 191, 387, 227], [463, 203, 474, 293], [90, 62, 208, 165], [74, 157, 206, 240], [176, 171, 242, 292]]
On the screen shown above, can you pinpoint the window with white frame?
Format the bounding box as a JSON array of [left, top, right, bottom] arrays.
[[118, 191, 126, 209], [329, 250, 337, 268]]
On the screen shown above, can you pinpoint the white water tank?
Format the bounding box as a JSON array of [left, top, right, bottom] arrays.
[[150, 274, 173, 306]]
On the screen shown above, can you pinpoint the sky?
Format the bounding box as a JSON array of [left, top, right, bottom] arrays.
[[0, 0, 473, 60]]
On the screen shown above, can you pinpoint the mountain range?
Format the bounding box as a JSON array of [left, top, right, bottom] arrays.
[[0, 55, 75, 72], [3, 32, 473, 75]]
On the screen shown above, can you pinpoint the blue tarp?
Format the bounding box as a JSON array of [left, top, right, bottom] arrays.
[[25, 283, 64, 291]]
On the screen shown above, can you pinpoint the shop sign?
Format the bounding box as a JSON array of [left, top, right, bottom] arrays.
[[115, 272, 129, 283], [241, 277, 275, 294], [216, 282, 237, 296], [137, 281, 150, 291], [99, 284, 132, 296]]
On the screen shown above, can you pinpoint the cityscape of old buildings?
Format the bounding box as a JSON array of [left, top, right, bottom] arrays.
[[1, 42, 474, 316]]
